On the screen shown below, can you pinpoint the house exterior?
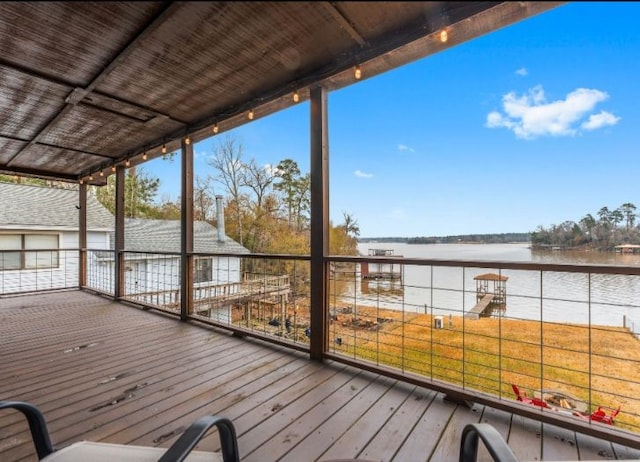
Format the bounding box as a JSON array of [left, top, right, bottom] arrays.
[[90, 216, 250, 322], [1, 184, 250, 321], [0, 182, 113, 294]]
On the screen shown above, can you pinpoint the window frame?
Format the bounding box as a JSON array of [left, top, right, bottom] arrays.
[[194, 257, 213, 284], [0, 233, 60, 271]]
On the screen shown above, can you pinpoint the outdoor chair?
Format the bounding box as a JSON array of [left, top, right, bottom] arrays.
[[511, 385, 621, 425], [590, 405, 621, 425], [511, 384, 548, 409], [459, 423, 518, 462], [0, 400, 240, 461], [574, 404, 621, 425]]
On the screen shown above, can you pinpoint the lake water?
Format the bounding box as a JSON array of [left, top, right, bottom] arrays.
[[350, 242, 640, 329]]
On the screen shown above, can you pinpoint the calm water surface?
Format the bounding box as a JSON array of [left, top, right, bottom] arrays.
[[350, 243, 640, 329]]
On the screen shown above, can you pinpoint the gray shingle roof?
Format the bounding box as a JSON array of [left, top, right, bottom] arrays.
[[0, 182, 248, 254], [118, 219, 249, 254], [0, 182, 113, 230]]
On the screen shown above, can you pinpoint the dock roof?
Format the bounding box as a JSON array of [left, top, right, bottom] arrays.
[[474, 273, 509, 281]]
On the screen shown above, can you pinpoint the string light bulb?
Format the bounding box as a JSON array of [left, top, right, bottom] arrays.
[[89, 175, 93, 181], [212, 123, 219, 134], [185, 136, 191, 145], [293, 90, 300, 103], [162, 145, 167, 154], [439, 29, 448, 43], [111, 165, 116, 172], [99, 170, 104, 177], [79, 179, 84, 185], [125, 159, 131, 167], [248, 109, 254, 120], [142, 151, 148, 160], [354, 65, 362, 80]]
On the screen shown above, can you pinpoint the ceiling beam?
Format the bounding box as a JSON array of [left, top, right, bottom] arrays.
[[6, 1, 182, 169], [0, 165, 79, 182]]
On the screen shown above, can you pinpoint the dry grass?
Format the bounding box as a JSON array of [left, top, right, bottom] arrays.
[[319, 305, 640, 432]]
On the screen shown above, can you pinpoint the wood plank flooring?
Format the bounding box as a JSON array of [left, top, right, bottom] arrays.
[[1, 290, 639, 461]]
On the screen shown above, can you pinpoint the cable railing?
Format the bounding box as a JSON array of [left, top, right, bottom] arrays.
[[187, 254, 310, 350], [328, 255, 640, 437], [0, 249, 79, 295], [14, 248, 640, 440], [86, 248, 116, 296]]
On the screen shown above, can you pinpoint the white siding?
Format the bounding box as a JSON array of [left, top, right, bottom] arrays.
[[1, 230, 111, 294]]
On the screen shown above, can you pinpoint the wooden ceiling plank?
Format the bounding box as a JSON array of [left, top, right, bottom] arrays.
[[321, 2, 367, 47], [6, 2, 182, 169]]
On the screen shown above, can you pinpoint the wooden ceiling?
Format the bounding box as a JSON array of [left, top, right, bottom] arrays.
[[0, 2, 563, 185]]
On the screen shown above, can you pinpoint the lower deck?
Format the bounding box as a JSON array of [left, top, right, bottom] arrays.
[[1, 290, 639, 461]]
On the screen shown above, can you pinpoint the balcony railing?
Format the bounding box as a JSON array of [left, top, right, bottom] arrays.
[[9, 248, 640, 444], [329, 255, 640, 439], [0, 248, 79, 295]]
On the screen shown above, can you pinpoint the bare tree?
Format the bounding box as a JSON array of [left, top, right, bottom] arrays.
[[342, 211, 360, 238], [244, 159, 276, 211], [194, 175, 217, 222], [208, 135, 248, 245]]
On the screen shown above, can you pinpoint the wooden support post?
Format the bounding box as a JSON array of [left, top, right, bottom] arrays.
[[78, 183, 87, 288], [114, 166, 125, 299], [309, 85, 329, 361], [180, 136, 194, 321]]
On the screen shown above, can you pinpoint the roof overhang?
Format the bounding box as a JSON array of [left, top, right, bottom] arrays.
[[0, 1, 564, 185]]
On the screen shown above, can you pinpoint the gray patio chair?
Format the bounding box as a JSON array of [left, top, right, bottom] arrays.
[[459, 422, 518, 462], [0, 400, 239, 461]]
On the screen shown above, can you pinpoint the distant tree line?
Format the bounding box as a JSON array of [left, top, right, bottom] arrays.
[[407, 233, 530, 244], [530, 203, 638, 250], [361, 233, 530, 244], [359, 233, 531, 244]]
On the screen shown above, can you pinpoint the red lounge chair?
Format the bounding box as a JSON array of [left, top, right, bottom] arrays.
[[589, 405, 621, 425], [511, 384, 548, 408]]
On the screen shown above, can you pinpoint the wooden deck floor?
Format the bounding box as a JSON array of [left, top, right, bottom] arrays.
[[1, 290, 639, 461]]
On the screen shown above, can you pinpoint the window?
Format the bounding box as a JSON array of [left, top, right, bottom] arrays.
[[0, 235, 21, 270], [194, 258, 212, 283], [0, 234, 59, 270]]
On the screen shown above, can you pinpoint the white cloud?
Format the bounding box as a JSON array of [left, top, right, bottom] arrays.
[[398, 144, 415, 153], [354, 170, 373, 178], [515, 67, 528, 76], [264, 163, 280, 175], [486, 85, 620, 139], [581, 111, 621, 131]]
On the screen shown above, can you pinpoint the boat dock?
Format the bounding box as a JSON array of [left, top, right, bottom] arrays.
[[465, 293, 495, 319], [360, 249, 403, 280], [465, 273, 508, 319]]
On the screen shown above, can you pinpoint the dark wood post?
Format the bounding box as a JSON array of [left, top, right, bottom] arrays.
[[309, 85, 329, 361], [114, 166, 125, 299], [78, 182, 87, 288], [181, 137, 194, 320]]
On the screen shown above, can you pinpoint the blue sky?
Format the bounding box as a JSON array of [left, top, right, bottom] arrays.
[[144, 2, 640, 238]]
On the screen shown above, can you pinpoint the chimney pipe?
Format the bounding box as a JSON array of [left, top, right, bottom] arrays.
[[215, 195, 225, 242]]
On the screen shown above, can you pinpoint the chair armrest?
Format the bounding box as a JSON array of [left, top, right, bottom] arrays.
[[460, 423, 518, 462], [158, 415, 239, 462], [0, 400, 55, 459]]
